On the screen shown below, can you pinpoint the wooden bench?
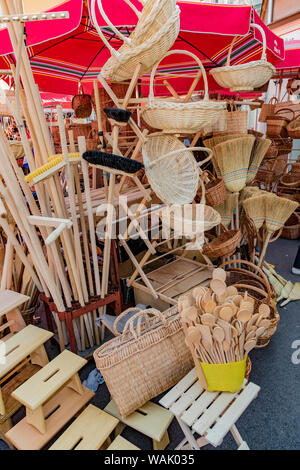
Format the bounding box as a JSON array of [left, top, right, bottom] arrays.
[[5, 350, 94, 450], [104, 400, 174, 450], [49, 404, 119, 450], [0, 290, 29, 340], [159, 368, 260, 450]]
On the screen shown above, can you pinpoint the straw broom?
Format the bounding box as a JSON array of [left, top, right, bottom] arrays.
[[246, 138, 271, 184], [214, 136, 255, 193], [214, 192, 238, 228], [258, 194, 299, 267], [203, 134, 244, 176], [243, 194, 266, 261]]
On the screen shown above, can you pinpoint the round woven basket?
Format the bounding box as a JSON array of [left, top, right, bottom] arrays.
[[280, 212, 300, 239], [142, 50, 226, 133], [218, 259, 279, 348], [202, 225, 241, 259], [161, 203, 221, 239], [198, 170, 227, 207], [142, 134, 212, 205], [92, 0, 180, 82], [209, 24, 275, 92]]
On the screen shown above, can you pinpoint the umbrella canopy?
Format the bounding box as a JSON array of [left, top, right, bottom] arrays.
[[274, 40, 300, 79], [0, 0, 284, 95]]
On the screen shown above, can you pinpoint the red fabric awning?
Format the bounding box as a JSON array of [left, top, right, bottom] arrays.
[[0, 1, 284, 95]]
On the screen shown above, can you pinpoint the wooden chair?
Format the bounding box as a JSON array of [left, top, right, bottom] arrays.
[[5, 350, 94, 450], [104, 399, 174, 450], [159, 368, 260, 450]]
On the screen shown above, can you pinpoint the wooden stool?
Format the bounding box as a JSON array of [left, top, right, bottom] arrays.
[[159, 368, 260, 450], [0, 290, 29, 340], [49, 404, 119, 450], [104, 400, 174, 450], [6, 350, 94, 450], [107, 435, 140, 451], [0, 325, 53, 447]]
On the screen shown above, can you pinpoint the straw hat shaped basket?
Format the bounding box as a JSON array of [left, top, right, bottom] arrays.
[[142, 134, 213, 205], [91, 0, 180, 82], [141, 50, 226, 133], [209, 24, 275, 92]]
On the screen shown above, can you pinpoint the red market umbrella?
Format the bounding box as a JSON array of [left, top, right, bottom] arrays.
[[0, 0, 284, 96], [274, 40, 300, 79]]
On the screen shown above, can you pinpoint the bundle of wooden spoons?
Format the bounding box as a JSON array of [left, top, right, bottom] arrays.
[[179, 268, 272, 364]]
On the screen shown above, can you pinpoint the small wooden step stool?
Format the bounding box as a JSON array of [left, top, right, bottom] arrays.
[[0, 325, 53, 443], [49, 404, 119, 450], [0, 290, 29, 340], [159, 368, 260, 450], [107, 435, 140, 451], [104, 400, 174, 450], [5, 350, 94, 450]]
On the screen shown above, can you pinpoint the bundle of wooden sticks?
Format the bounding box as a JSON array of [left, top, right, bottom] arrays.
[[178, 268, 272, 364]]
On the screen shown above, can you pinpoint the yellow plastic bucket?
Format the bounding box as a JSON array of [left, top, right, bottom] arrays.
[[197, 356, 247, 393]]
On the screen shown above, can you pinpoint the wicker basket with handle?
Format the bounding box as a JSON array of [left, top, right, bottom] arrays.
[[266, 108, 294, 138], [94, 306, 194, 418], [202, 224, 241, 259], [258, 96, 278, 123], [287, 115, 300, 139], [197, 170, 227, 207], [91, 0, 180, 82], [216, 102, 248, 135], [209, 24, 275, 92], [280, 212, 300, 239], [141, 50, 226, 134], [218, 259, 279, 348]]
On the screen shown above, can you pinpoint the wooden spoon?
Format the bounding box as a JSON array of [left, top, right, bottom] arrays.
[[246, 313, 259, 330], [179, 294, 195, 312], [239, 331, 245, 361], [219, 306, 234, 323], [244, 339, 257, 356], [258, 318, 271, 329], [210, 278, 226, 297], [255, 326, 266, 338], [204, 300, 217, 314], [240, 301, 254, 314], [201, 313, 216, 327], [246, 330, 256, 341], [181, 306, 199, 325], [232, 294, 243, 307], [213, 326, 226, 363], [212, 268, 227, 282], [186, 329, 208, 387], [258, 303, 271, 317], [237, 308, 252, 324], [226, 286, 238, 297], [222, 340, 231, 363]]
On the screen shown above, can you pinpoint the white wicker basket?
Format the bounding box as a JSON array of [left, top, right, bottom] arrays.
[[141, 50, 226, 134], [91, 0, 180, 82], [142, 134, 212, 205], [209, 24, 275, 92]]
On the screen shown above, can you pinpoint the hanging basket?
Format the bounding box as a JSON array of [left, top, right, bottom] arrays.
[[72, 94, 92, 119], [92, 0, 180, 82], [142, 134, 213, 205], [141, 50, 226, 134], [266, 109, 293, 138], [202, 224, 241, 259], [280, 212, 300, 239], [198, 170, 227, 207], [287, 115, 300, 139], [209, 24, 275, 92]]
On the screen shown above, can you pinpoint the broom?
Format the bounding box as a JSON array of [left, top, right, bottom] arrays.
[[83, 150, 144, 174], [280, 283, 300, 306], [243, 194, 266, 232], [214, 192, 238, 227], [258, 194, 299, 267], [246, 138, 271, 184], [203, 133, 244, 176], [214, 136, 255, 193]]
